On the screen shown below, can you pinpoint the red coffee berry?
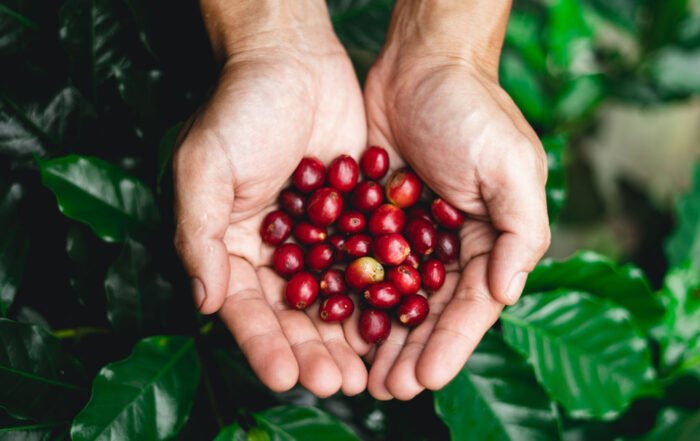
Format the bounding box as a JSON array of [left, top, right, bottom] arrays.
[[368, 204, 407, 236], [320, 269, 347, 296], [260, 210, 292, 245], [398, 294, 429, 327], [293, 157, 325, 193], [431, 198, 464, 229], [345, 234, 372, 258], [346, 257, 384, 289], [360, 146, 390, 180], [404, 218, 436, 256], [328, 234, 347, 262], [307, 187, 344, 227], [337, 210, 366, 234], [421, 259, 446, 291], [327, 155, 359, 193], [408, 206, 433, 223], [278, 189, 306, 219], [386, 265, 421, 295], [285, 272, 318, 310], [364, 282, 402, 309], [306, 243, 335, 272], [386, 169, 422, 208], [293, 222, 327, 245], [435, 231, 459, 263], [373, 233, 411, 266], [405, 251, 421, 269], [272, 243, 304, 278], [319, 294, 354, 322], [359, 308, 391, 344], [351, 181, 384, 212]]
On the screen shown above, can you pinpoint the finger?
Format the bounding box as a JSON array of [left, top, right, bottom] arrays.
[[367, 324, 409, 400], [173, 130, 233, 314], [342, 294, 373, 356], [218, 256, 298, 392], [416, 255, 503, 390]]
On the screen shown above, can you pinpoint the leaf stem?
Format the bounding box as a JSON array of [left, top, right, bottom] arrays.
[[52, 326, 110, 339]]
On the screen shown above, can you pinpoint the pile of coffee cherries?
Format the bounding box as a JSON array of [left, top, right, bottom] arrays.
[[260, 147, 464, 344]]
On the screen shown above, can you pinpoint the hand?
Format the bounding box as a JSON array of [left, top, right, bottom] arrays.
[[360, 0, 551, 400], [174, 1, 369, 397]]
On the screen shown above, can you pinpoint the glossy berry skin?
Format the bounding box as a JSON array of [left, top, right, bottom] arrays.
[[328, 235, 347, 262], [293, 222, 327, 245], [364, 282, 402, 309], [351, 181, 384, 212], [337, 210, 366, 234], [306, 243, 335, 272], [421, 259, 446, 291], [285, 272, 318, 310], [344, 234, 372, 258], [386, 169, 422, 208], [431, 198, 465, 229], [404, 218, 436, 256], [327, 155, 359, 193], [272, 243, 304, 278], [278, 189, 306, 219], [320, 269, 347, 296], [359, 308, 391, 344], [368, 204, 407, 236], [373, 233, 411, 266], [435, 231, 459, 263], [408, 206, 433, 223], [360, 146, 390, 180], [386, 265, 421, 295], [260, 210, 292, 245], [398, 294, 429, 326], [346, 257, 384, 289], [405, 252, 421, 269], [293, 157, 325, 193], [307, 187, 344, 227], [319, 295, 354, 322]]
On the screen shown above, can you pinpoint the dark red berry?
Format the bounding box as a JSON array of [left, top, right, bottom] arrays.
[[345, 234, 372, 258], [431, 198, 464, 229], [364, 282, 402, 309], [368, 204, 407, 236], [306, 243, 335, 272], [386, 265, 421, 295], [285, 272, 318, 310], [319, 294, 354, 322], [421, 259, 446, 291], [405, 251, 421, 269], [327, 155, 359, 193], [435, 231, 459, 263], [359, 308, 391, 344], [346, 257, 384, 289], [351, 181, 384, 212], [337, 210, 366, 234], [260, 210, 292, 245], [408, 206, 433, 223], [360, 146, 390, 180], [293, 157, 325, 193], [272, 243, 304, 278], [320, 269, 347, 296], [307, 187, 344, 227], [386, 169, 422, 208], [398, 294, 429, 326], [278, 189, 306, 219], [328, 235, 347, 262], [404, 218, 436, 256], [293, 222, 327, 245], [373, 233, 411, 266]]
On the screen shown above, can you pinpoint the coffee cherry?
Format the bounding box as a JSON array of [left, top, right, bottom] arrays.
[[386, 265, 421, 295], [260, 210, 292, 245], [373, 233, 410, 266], [404, 251, 421, 269], [404, 218, 436, 256], [364, 282, 402, 309], [285, 272, 318, 310], [306, 243, 335, 272], [386, 169, 422, 208], [351, 181, 384, 212], [368, 204, 407, 236], [346, 257, 384, 289], [320, 269, 347, 296], [293, 222, 327, 245], [435, 231, 459, 263], [345, 234, 372, 258], [278, 189, 306, 219], [328, 234, 347, 262], [272, 243, 304, 278], [421, 259, 446, 291], [359, 308, 391, 344], [360, 146, 389, 180], [293, 157, 325, 193], [327, 155, 359, 193], [319, 294, 354, 322], [398, 294, 429, 326], [307, 187, 343, 227], [408, 206, 433, 223], [337, 210, 366, 234], [431, 198, 464, 229]]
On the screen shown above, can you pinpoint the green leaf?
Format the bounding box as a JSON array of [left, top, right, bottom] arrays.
[[329, 0, 393, 55], [157, 121, 184, 191], [542, 136, 567, 222], [38, 154, 160, 242], [643, 407, 700, 441], [505, 10, 547, 74], [0, 180, 29, 317], [114, 67, 162, 123], [500, 51, 550, 125], [580, 0, 641, 35], [0, 319, 85, 420], [104, 238, 174, 333], [525, 251, 664, 332], [0, 421, 68, 441], [0, 2, 39, 55], [501, 291, 657, 420], [659, 263, 700, 372], [649, 48, 700, 96], [547, 0, 594, 74], [666, 163, 700, 269], [434, 331, 560, 441], [553, 74, 606, 125], [71, 336, 200, 441]]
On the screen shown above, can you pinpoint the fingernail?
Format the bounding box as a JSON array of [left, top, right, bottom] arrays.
[[505, 272, 528, 304], [192, 278, 206, 310]]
